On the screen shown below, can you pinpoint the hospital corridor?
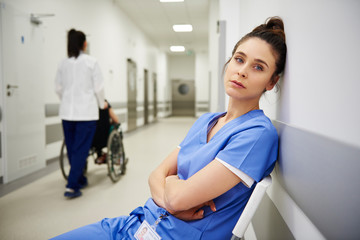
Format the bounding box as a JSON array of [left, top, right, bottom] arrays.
[[1, 0, 360, 239]]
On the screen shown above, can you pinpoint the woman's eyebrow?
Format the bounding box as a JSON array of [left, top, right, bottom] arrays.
[[254, 58, 269, 68], [235, 51, 269, 68], [235, 51, 247, 58]]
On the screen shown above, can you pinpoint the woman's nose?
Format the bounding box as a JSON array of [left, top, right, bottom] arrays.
[[237, 65, 248, 78]]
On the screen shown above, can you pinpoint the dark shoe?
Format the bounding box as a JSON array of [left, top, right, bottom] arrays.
[[64, 188, 82, 198], [95, 154, 107, 164], [79, 181, 88, 189]]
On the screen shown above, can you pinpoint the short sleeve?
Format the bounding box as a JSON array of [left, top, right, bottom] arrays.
[[216, 158, 254, 188], [216, 125, 278, 182]]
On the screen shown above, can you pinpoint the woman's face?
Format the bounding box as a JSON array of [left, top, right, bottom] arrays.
[[224, 37, 278, 103]]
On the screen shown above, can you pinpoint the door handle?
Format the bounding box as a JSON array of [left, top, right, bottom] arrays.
[[7, 84, 19, 96], [7, 84, 19, 89]]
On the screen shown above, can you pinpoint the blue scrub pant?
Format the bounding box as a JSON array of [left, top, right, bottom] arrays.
[[49, 199, 203, 240], [49, 215, 141, 240], [62, 120, 97, 191]]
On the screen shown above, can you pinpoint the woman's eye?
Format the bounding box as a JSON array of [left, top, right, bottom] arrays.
[[254, 65, 263, 71], [235, 57, 244, 63]]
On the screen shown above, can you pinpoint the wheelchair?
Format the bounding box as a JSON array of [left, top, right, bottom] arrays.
[[59, 122, 128, 183]]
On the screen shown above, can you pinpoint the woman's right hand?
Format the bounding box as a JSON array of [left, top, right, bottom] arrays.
[[103, 101, 109, 109]]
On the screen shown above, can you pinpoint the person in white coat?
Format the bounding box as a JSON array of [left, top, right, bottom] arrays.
[[55, 29, 105, 198]]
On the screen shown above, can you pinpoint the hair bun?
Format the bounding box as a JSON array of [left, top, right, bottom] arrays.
[[68, 29, 77, 35], [264, 17, 286, 42], [266, 17, 284, 30]]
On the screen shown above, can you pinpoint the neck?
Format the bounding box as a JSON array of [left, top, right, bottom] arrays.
[[222, 98, 260, 123]]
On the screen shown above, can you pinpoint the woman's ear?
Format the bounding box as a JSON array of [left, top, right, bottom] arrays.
[[83, 41, 87, 51], [266, 75, 280, 91]]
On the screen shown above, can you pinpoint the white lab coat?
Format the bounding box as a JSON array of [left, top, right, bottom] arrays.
[[55, 52, 105, 121]]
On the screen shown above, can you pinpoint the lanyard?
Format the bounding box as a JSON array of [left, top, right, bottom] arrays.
[[151, 213, 168, 231]]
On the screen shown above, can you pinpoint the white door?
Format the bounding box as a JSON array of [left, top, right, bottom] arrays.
[[0, 2, 45, 183]]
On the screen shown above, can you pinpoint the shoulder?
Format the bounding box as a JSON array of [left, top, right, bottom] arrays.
[[230, 110, 278, 142], [57, 57, 73, 72], [248, 111, 277, 137], [58, 57, 70, 66], [81, 53, 97, 61], [222, 110, 278, 142], [79, 53, 98, 67]]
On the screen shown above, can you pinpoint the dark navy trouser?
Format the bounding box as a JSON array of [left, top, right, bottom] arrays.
[[62, 120, 97, 191]]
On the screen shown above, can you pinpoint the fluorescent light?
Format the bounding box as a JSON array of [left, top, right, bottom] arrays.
[[173, 24, 193, 32], [170, 46, 185, 52], [160, 0, 184, 2]]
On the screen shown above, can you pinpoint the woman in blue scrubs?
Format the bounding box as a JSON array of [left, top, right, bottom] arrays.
[[51, 16, 287, 240]]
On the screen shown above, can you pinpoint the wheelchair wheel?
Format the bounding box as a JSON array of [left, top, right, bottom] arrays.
[[59, 140, 90, 180], [59, 140, 70, 180], [107, 129, 126, 182]]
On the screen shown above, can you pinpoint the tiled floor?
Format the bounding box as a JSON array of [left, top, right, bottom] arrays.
[[0, 117, 196, 240]]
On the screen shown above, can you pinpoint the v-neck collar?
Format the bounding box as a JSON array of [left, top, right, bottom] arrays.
[[201, 110, 264, 144]]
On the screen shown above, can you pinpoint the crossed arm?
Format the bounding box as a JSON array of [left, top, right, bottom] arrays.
[[148, 147, 243, 221]]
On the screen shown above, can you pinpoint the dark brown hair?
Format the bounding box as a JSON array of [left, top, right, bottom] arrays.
[[67, 29, 86, 58], [225, 17, 287, 81]]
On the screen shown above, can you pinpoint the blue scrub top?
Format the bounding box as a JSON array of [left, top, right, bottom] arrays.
[[147, 110, 278, 239]]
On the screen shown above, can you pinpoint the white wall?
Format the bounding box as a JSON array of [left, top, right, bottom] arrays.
[[195, 52, 210, 117], [218, 0, 360, 239], [278, 0, 360, 148], [168, 54, 195, 80], [195, 52, 209, 102]]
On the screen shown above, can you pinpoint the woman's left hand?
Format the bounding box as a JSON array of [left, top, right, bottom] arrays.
[[170, 200, 216, 221]]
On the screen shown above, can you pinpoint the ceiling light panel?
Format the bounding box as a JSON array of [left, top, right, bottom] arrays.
[[160, 0, 184, 2], [172, 24, 193, 32], [170, 46, 185, 52]]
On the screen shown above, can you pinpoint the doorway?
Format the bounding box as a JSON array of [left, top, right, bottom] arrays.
[[144, 69, 149, 125], [171, 80, 195, 117], [152, 73, 158, 119], [127, 59, 137, 131]]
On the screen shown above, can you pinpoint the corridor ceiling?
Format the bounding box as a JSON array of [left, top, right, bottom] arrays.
[[115, 0, 210, 55]]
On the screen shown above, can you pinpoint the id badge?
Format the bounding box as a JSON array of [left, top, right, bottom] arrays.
[[134, 220, 161, 240]]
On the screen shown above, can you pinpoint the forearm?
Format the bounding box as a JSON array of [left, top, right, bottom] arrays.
[[164, 176, 192, 212], [148, 168, 167, 208], [164, 160, 242, 212], [148, 148, 179, 209], [164, 176, 217, 220], [109, 108, 119, 124]]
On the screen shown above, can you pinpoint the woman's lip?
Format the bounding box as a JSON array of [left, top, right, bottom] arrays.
[[230, 80, 245, 88]]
